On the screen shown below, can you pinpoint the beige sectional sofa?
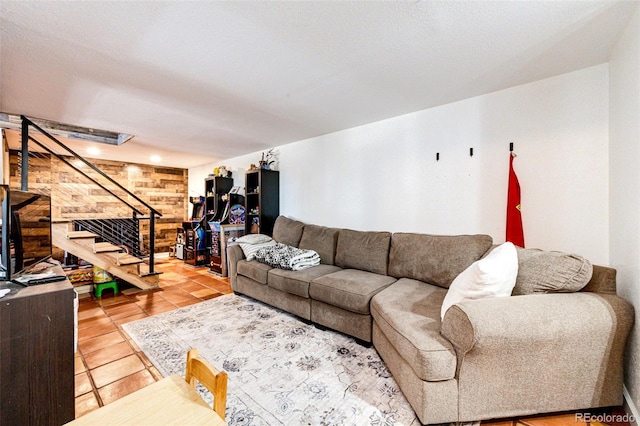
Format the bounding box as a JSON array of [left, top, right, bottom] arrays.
[[229, 217, 395, 342], [227, 215, 635, 425]]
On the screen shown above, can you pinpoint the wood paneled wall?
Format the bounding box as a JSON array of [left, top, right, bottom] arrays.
[[9, 151, 188, 253]]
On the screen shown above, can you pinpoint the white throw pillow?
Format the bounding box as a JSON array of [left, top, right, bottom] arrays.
[[440, 242, 518, 320], [236, 234, 276, 261], [236, 234, 273, 244]]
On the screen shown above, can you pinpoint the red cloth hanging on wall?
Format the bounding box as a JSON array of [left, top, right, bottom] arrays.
[[506, 153, 525, 247]]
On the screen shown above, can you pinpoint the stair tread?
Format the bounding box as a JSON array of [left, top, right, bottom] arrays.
[[53, 226, 159, 290], [94, 242, 124, 253], [67, 231, 99, 239], [118, 253, 143, 265], [138, 271, 163, 277], [137, 263, 163, 277]]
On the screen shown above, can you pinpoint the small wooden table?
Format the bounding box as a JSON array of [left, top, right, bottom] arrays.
[[66, 375, 227, 425]]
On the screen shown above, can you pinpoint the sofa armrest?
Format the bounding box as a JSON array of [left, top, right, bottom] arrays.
[[441, 292, 633, 355], [227, 244, 245, 291], [440, 293, 634, 419]]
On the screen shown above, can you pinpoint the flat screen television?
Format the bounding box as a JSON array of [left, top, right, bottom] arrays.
[[0, 185, 53, 280]]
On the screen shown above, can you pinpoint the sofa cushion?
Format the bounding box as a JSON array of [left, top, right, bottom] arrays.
[[440, 242, 518, 320], [298, 224, 340, 265], [371, 278, 457, 381], [513, 248, 593, 295], [334, 229, 391, 275], [272, 216, 305, 247], [237, 260, 272, 284], [388, 233, 493, 289], [268, 264, 342, 298], [309, 269, 396, 315]]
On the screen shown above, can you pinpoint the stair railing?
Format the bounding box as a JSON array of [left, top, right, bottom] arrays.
[[19, 115, 162, 274]]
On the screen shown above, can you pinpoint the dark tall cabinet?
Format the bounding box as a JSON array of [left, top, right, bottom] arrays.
[[205, 176, 233, 222], [245, 169, 279, 236], [0, 279, 75, 425]]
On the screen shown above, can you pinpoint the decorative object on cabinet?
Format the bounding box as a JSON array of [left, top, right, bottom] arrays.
[[259, 148, 276, 170], [245, 169, 279, 236], [212, 166, 231, 178]]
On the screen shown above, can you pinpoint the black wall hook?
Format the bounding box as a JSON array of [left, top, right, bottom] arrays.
[[509, 142, 514, 152], [436, 152, 440, 161], [470, 147, 474, 157]]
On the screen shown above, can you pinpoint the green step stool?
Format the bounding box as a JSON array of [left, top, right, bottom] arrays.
[[94, 280, 118, 298]]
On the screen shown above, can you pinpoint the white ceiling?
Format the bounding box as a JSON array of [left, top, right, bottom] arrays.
[[0, 1, 636, 169]]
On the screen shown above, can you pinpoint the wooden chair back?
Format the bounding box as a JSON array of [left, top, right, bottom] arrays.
[[185, 348, 228, 420]]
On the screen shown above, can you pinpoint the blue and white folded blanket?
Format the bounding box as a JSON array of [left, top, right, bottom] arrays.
[[254, 243, 321, 271]]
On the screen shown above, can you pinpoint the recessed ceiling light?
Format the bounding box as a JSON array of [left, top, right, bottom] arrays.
[[150, 155, 162, 163], [87, 147, 100, 156]]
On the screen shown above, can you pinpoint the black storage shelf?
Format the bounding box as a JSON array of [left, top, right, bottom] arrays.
[[245, 169, 279, 236], [204, 176, 233, 222]]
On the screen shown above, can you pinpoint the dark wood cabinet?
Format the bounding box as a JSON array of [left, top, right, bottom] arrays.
[[245, 169, 279, 236], [0, 277, 75, 425]]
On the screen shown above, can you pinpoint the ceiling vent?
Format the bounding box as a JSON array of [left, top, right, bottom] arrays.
[[0, 113, 134, 145]]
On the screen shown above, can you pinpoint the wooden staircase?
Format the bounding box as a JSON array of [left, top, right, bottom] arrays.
[[52, 222, 160, 290]]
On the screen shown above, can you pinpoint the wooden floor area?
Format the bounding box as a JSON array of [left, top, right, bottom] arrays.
[[73, 258, 632, 425]]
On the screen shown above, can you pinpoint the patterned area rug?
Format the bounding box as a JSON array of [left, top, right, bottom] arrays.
[[123, 293, 421, 425]]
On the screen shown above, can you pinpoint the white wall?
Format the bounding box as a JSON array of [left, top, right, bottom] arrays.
[[191, 64, 610, 263], [609, 4, 640, 416]]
